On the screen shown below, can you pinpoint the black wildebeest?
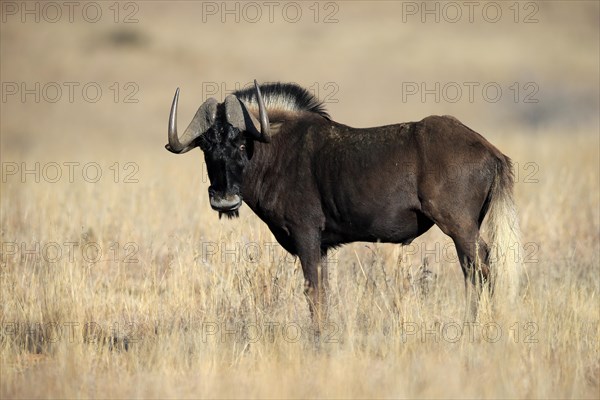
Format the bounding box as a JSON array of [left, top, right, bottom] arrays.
[[166, 80, 521, 325]]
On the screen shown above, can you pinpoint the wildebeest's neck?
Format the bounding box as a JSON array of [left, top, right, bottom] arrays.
[[240, 114, 332, 224]]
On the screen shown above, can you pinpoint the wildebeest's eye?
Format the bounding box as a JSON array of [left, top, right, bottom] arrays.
[[239, 144, 246, 152]]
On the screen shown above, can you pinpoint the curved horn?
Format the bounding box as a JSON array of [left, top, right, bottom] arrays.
[[166, 88, 217, 154], [254, 80, 271, 142]]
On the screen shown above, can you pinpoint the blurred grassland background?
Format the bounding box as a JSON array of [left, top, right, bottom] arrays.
[[1, 1, 599, 399]]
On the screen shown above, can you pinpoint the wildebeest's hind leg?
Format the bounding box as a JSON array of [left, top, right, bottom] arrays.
[[421, 204, 491, 320], [453, 233, 491, 320]]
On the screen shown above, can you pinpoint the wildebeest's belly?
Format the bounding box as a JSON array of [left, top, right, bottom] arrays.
[[321, 200, 433, 248]]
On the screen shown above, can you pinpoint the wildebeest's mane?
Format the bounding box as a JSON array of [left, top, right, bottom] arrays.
[[234, 82, 330, 120]]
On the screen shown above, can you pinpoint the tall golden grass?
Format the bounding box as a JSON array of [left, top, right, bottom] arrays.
[[1, 130, 598, 398]]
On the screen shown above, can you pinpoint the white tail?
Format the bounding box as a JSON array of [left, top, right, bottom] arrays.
[[486, 161, 523, 302]]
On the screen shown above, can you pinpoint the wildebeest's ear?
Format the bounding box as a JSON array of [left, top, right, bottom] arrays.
[[224, 95, 247, 131], [240, 101, 271, 143], [224, 95, 270, 143]]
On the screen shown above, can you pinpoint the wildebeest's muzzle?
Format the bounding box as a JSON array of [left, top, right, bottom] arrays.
[[208, 189, 242, 212]]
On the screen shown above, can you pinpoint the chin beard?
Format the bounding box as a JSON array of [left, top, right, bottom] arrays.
[[218, 210, 240, 220]]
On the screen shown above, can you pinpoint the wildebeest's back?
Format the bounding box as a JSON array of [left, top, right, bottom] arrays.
[[314, 120, 425, 245], [413, 115, 507, 171]]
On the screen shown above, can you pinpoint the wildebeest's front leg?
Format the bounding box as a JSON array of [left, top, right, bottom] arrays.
[[294, 230, 327, 334], [320, 248, 330, 319]]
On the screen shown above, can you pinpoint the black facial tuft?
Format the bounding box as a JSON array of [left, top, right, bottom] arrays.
[[218, 210, 240, 220]]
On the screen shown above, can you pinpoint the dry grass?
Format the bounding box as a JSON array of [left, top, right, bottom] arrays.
[[1, 2, 599, 399], [1, 132, 598, 399]]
